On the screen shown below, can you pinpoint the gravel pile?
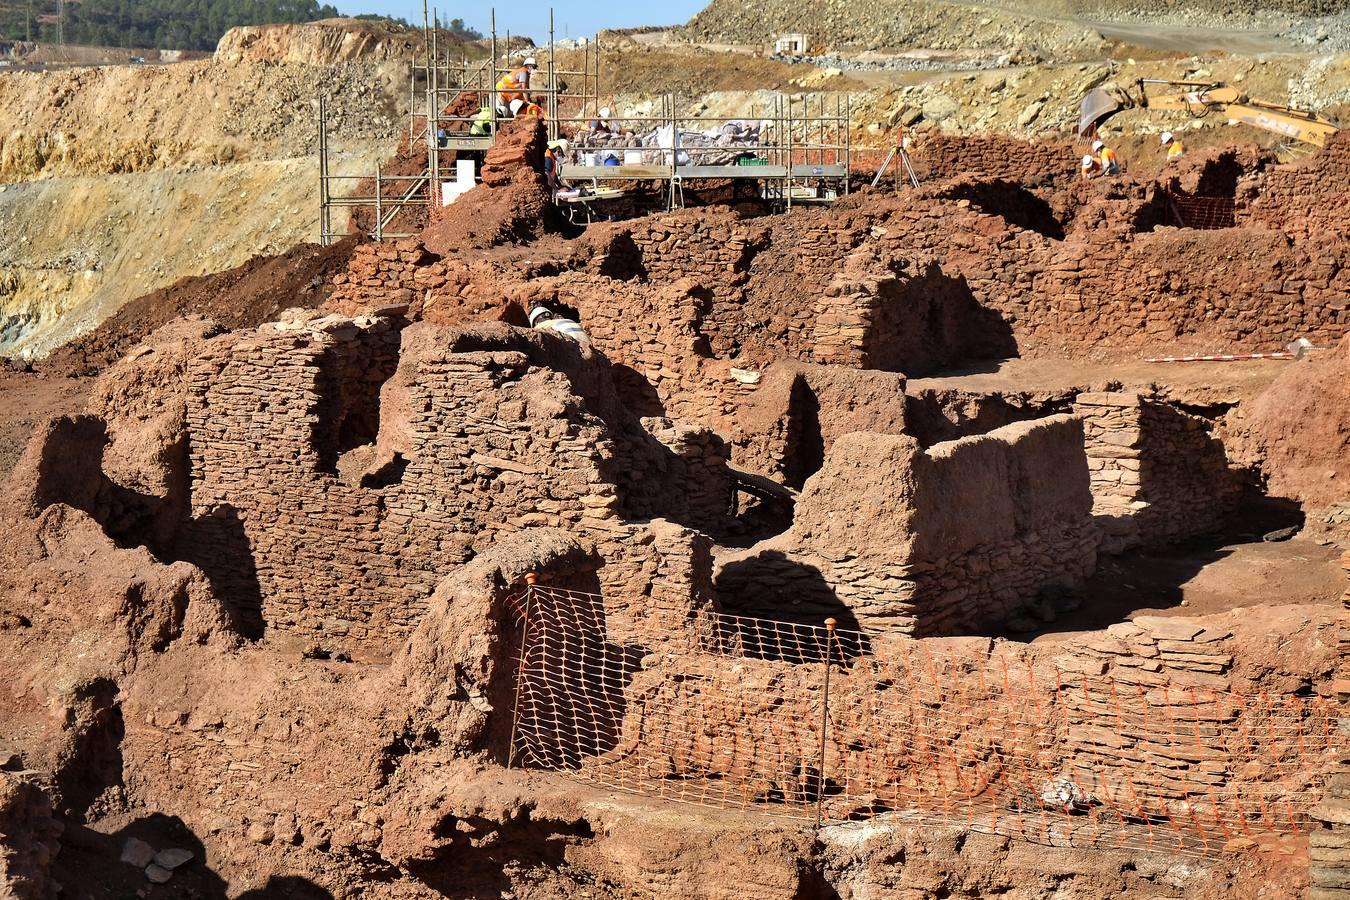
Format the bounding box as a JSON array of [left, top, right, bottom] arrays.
[[685, 0, 1107, 59], [1280, 12, 1350, 50], [773, 52, 1018, 73]]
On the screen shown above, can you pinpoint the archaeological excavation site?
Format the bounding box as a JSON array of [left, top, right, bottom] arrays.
[[1, 5, 1349, 898]]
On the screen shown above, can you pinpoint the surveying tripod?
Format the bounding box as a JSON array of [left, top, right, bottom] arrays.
[[871, 135, 921, 189]]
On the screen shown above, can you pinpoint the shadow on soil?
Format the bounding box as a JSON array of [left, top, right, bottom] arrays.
[[980, 493, 1309, 641], [58, 812, 335, 898]]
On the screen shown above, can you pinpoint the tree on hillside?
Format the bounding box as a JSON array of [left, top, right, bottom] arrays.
[[0, 0, 344, 50]]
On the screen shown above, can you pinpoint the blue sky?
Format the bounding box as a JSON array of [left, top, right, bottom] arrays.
[[335, 1, 707, 40]]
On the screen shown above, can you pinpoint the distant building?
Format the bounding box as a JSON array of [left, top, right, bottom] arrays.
[[773, 33, 809, 55]]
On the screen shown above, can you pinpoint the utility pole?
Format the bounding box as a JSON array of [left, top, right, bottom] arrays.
[[57, 0, 64, 45], [26, 0, 31, 43]]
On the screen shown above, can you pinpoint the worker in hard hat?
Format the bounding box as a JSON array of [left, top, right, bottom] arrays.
[[497, 56, 538, 110], [1161, 131, 1184, 159], [469, 105, 494, 136], [529, 304, 590, 344], [1092, 139, 1119, 175], [1080, 153, 1101, 180], [589, 106, 615, 134], [544, 139, 575, 197]]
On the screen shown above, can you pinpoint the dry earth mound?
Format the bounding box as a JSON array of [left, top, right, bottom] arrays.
[[42, 239, 357, 377], [215, 18, 473, 66], [419, 117, 556, 254], [1229, 335, 1350, 516]]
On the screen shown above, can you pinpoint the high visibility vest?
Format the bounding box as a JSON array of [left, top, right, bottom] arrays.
[[469, 107, 493, 136], [496, 66, 530, 96], [1100, 147, 1118, 173], [1167, 141, 1184, 158], [521, 102, 544, 118]]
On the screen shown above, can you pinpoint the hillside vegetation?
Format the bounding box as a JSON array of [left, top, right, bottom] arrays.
[[0, 0, 340, 50]]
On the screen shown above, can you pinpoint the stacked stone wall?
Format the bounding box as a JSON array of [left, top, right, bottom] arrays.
[[1075, 392, 1240, 552], [908, 133, 1074, 184], [716, 415, 1097, 636], [568, 573, 1341, 837], [178, 316, 632, 650], [1238, 133, 1350, 238]]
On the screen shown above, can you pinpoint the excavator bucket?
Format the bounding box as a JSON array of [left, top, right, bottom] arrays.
[[1077, 88, 1123, 139]]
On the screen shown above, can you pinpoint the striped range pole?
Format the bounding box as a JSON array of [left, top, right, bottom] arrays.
[[1144, 352, 1298, 363]]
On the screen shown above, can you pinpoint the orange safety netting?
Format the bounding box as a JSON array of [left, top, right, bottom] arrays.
[[506, 584, 1342, 856], [1167, 191, 1237, 229]]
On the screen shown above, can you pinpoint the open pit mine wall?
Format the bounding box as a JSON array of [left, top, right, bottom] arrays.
[[0, 38, 407, 359]]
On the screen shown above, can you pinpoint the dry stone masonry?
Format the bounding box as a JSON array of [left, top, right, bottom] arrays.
[[717, 415, 1098, 635]]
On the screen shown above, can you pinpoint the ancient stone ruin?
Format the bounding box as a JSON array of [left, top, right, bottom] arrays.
[[1, 121, 1347, 898]]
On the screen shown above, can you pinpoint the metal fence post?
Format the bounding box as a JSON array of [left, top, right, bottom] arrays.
[[816, 616, 837, 827], [374, 170, 382, 241], [505, 572, 539, 769]]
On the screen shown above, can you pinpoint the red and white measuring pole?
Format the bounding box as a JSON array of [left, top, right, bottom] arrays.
[[1144, 352, 1297, 363]]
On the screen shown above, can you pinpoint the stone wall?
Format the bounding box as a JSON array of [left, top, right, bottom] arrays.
[[176, 312, 734, 652], [1075, 392, 1241, 552], [716, 415, 1098, 636], [1311, 776, 1350, 900], [553, 568, 1342, 839], [732, 361, 909, 486], [0, 773, 61, 900], [909, 132, 1073, 184], [327, 184, 1348, 419], [327, 239, 524, 326], [1238, 132, 1350, 238], [811, 252, 1015, 376]]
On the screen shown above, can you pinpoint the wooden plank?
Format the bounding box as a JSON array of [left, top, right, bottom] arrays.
[[562, 163, 846, 180], [564, 164, 671, 179], [790, 164, 848, 177]]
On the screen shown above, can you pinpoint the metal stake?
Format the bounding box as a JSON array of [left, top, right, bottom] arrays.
[[505, 572, 539, 769], [816, 617, 837, 828]]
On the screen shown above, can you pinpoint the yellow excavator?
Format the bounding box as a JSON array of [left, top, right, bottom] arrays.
[[1078, 79, 1341, 148]]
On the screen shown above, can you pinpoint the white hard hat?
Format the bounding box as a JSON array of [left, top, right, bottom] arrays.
[[1091, 140, 1104, 151], [1081, 155, 1094, 169], [524, 56, 537, 67], [599, 107, 611, 118], [528, 305, 553, 326], [555, 138, 569, 153], [1160, 131, 1173, 143], [509, 98, 525, 114]]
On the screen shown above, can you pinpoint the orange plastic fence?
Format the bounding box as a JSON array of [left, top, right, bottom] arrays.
[[1167, 190, 1237, 229], [506, 584, 1342, 856]]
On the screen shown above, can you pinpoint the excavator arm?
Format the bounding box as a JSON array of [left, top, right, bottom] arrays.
[[1078, 79, 1340, 148]]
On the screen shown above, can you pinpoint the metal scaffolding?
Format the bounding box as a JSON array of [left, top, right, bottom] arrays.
[[555, 92, 852, 212], [317, 8, 853, 245]]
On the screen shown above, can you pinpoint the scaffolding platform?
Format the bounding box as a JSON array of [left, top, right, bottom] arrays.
[[317, 8, 854, 245], [564, 163, 849, 180]]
